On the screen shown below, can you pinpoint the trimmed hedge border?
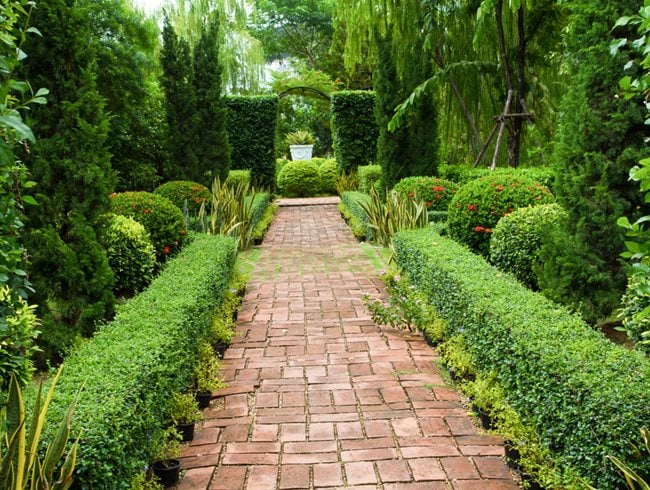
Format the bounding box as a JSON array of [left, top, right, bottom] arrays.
[[392, 227, 650, 488], [250, 192, 272, 232], [331, 91, 378, 173], [340, 191, 373, 241], [225, 95, 278, 190], [41, 234, 237, 488], [438, 164, 555, 190]]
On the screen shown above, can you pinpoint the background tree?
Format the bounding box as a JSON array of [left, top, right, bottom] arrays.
[[374, 31, 438, 187], [193, 12, 231, 183], [160, 15, 200, 181], [23, 0, 116, 363], [89, 0, 170, 191], [536, 0, 647, 324]]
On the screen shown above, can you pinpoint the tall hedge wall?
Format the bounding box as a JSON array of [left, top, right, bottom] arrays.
[[331, 91, 378, 173], [392, 227, 650, 489], [41, 234, 237, 488], [225, 95, 278, 190]]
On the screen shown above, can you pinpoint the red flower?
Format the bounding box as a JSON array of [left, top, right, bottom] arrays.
[[474, 226, 484, 232], [495, 185, 504, 191], [433, 185, 445, 192], [426, 201, 432, 208], [195, 197, 200, 203], [485, 228, 492, 233], [143, 209, 150, 214], [408, 192, 415, 197], [468, 204, 477, 212], [435, 194, 441, 200], [163, 246, 170, 254], [110, 192, 117, 198], [181, 229, 187, 235]]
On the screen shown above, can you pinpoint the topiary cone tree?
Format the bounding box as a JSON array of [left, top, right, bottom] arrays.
[[536, 0, 647, 324]]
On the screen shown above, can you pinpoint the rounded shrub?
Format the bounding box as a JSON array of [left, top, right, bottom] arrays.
[[226, 169, 251, 188], [447, 174, 554, 256], [100, 214, 156, 295], [153, 180, 210, 215], [110, 191, 186, 260], [489, 204, 567, 289], [277, 160, 320, 197], [393, 176, 459, 212], [319, 159, 338, 195]]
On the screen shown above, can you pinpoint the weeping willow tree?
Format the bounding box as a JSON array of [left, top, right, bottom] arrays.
[[164, 0, 265, 93], [335, 0, 566, 167]]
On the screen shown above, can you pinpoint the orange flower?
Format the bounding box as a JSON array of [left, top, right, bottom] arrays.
[[143, 209, 150, 214], [163, 246, 170, 254]]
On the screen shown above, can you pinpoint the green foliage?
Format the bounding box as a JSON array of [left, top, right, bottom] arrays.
[[438, 164, 556, 189], [374, 31, 438, 188], [98, 215, 155, 297], [153, 180, 211, 216], [160, 15, 199, 182], [447, 174, 554, 257], [330, 91, 378, 173], [193, 12, 231, 184], [489, 204, 567, 289], [199, 179, 268, 251], [149, 426, 181, 465], [393, 227, 650, 488], [339, 191, 373, 241], [39, 234, 236, 487], [277, 160, 321, 197], [538, 0, 647, 322], [438, 335, 477, 380], [130, 472, 164, 490], [335, 170, 359, 195], [1, 367, 79, 489], [195, 341, 226, 393], [24, 0, 117, 362], [363, 269, 433, 332], [359, 186, 429, 247], [285, 130, 315, 145], [227, 170, 251, 188], [318, 159, 338, 195], [393, 176, 459, 212], [225, 95, 278, 189], [618, 271, 650, 356], [0, 286, 40, 395], [357, 165, 383, 193], [253, 203, 278, 242], [167, 392, 202, 425], [111, 192, 185, 261]]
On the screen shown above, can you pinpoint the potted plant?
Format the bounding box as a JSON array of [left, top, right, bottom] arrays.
[[195, 341, 226, 409], [286, 130, 315, 161], [168, 392, 202, 442], [150, 427, 182, 487]]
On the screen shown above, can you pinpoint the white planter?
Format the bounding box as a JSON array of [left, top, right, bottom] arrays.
[[289, 144, 314, 161]]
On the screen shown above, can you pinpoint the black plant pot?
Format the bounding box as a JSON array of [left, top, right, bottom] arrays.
[[232, 309, 238, 322], [196, 390, 212, 409], [472, 404, 492, 430], [214, 342, 228, 358], [152, 459, 181, 487], [504, 440, 522, 470], [447, 367, 458, 381], [254, 237, 263, 246], [177, 422, 195, 442]]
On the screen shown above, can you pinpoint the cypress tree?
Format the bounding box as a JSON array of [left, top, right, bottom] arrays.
[[22, 0, 116, 361], [193, 13, 231, 184], [161, 15, 200, 181], [536, 0, 646, 323], [374, 32, 438, 188]]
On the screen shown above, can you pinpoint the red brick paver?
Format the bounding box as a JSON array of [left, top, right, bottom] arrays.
[[180, 200, 519, 489]]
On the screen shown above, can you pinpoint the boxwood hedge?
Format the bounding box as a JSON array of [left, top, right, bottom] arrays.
[[340, 191, 373, 241], [331, 91, 378, 173], [392, 227, 650, 489], [40, 234, 237, 488]]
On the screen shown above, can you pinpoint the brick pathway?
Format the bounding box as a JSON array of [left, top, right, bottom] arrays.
[[179, 202, 519, 489]]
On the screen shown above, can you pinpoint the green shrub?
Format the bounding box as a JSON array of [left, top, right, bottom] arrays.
[[331, 90, 378, 173], [318, 159, 338, 195], [225, 95, 278, 189], [110, 191, 186, 261], [489, 204, 567, 289], [253, 203, 278, 243], [226, 169, 251, 188], [0, 286, 39, 395], [392, 227, 650, 489], [153, 181, 210, 216], [340, 191, 373, 241], [311, 157, 328, 167], [335, 170, 359, 195], [40, 234, 237, 487], [393, 176, 459, 212], [99, 214, 156, 296], [438, 164, 555, 190], [277, 160, 320, 197], [447, 174, 554, 256], [250, 192, 272, 233], [358, 165, 383, 193], [618, 270, 650, 356]]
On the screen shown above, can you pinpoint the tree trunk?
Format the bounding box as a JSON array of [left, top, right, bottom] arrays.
[[507, 6, 527, 168]]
